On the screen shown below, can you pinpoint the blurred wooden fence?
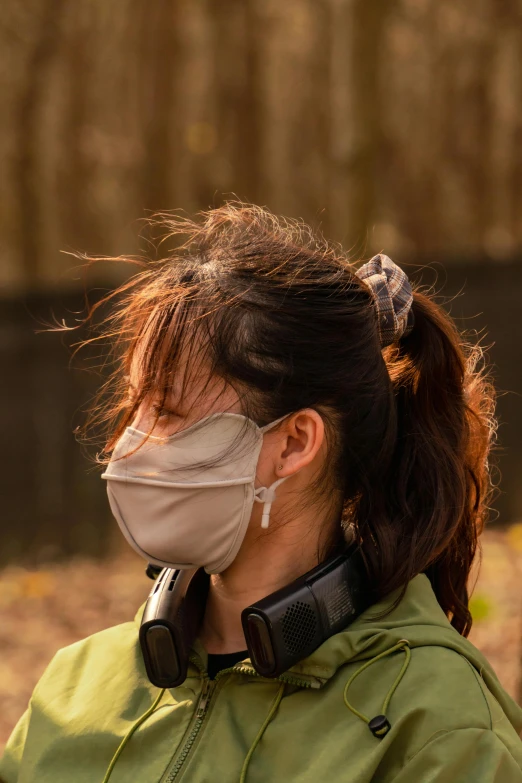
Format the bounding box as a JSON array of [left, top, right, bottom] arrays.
[[1, 0, 522, 293], [0, 295, 111, 565]]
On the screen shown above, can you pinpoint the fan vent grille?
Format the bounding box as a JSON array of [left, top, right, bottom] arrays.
[[281, 601, 317, 655]]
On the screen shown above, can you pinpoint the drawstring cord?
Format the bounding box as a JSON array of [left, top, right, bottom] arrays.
[[101, 688, 166, 783], [100, 643, 408, 781], [343, 640, 411, 739], [101, 678, 284, 783], [239, 682, 285, 783], [240, 642, 409, 780]]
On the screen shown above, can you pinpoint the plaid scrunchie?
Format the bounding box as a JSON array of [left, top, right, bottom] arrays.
[[356, 254, 414, 348]]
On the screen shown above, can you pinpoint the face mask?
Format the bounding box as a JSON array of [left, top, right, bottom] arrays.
[[101, 413, 289, 574]]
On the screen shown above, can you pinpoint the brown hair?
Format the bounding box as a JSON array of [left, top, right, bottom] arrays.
[[72, 203, 495, 636]]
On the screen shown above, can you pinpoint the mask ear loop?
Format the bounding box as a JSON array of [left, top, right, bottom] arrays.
[[254, 476, 290, 529], [255, 413, 292, 529]]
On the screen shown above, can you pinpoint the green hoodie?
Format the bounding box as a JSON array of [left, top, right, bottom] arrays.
[[1, 574, 521, 782]]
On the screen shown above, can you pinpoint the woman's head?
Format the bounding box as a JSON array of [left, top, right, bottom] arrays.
[[78, 203, 495, 636]]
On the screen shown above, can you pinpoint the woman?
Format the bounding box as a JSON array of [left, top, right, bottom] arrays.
[[1, 204, 521, 782]]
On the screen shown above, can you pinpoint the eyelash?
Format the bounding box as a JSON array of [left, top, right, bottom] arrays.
[[152, 404, 179, 420]]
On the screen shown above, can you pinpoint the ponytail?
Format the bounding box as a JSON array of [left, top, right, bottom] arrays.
[[358, 290, 495, 635]]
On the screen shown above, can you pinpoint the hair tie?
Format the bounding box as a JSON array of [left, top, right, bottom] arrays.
[[356, 254, 414, 348]]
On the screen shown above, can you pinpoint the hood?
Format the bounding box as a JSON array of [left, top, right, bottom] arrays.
[[286, 572, 522, 733]]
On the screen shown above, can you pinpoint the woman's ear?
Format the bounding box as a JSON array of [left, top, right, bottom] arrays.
[[277, 409, 325, 476]]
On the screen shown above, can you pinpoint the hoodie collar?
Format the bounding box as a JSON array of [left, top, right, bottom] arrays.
[[134, 574, 448, 684]]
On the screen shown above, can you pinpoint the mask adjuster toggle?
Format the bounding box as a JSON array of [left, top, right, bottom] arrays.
[[254, 476, 289, 529]]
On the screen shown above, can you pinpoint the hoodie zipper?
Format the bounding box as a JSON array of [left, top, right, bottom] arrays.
[[163, 663, 315, 782], [164, 677, 214, 782]]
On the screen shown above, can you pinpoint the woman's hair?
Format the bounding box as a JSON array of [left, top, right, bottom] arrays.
[[71, 203, 495, 636]]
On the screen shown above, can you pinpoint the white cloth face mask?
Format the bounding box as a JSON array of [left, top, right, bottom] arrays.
[[101, 413, 289, 574]]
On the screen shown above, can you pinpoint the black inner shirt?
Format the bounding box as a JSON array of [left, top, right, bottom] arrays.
[[207, 650, 248, 680]]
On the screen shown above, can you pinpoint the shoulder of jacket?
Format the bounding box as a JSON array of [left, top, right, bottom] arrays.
[[396, 644, 493, 728], [328, 646, 521, 781], [32, 617, 145, 705]]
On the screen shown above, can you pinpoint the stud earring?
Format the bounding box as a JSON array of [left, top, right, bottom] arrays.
[[278, 464, 283, 471]]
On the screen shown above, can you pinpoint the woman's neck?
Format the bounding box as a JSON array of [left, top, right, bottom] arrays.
[[200, 501, 338, 654]]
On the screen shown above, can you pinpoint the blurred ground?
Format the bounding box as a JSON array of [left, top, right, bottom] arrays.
[[1, 527, 521, 752]]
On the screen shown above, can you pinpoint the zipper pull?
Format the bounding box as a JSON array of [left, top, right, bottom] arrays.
[[196, 679, 212, 719]]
